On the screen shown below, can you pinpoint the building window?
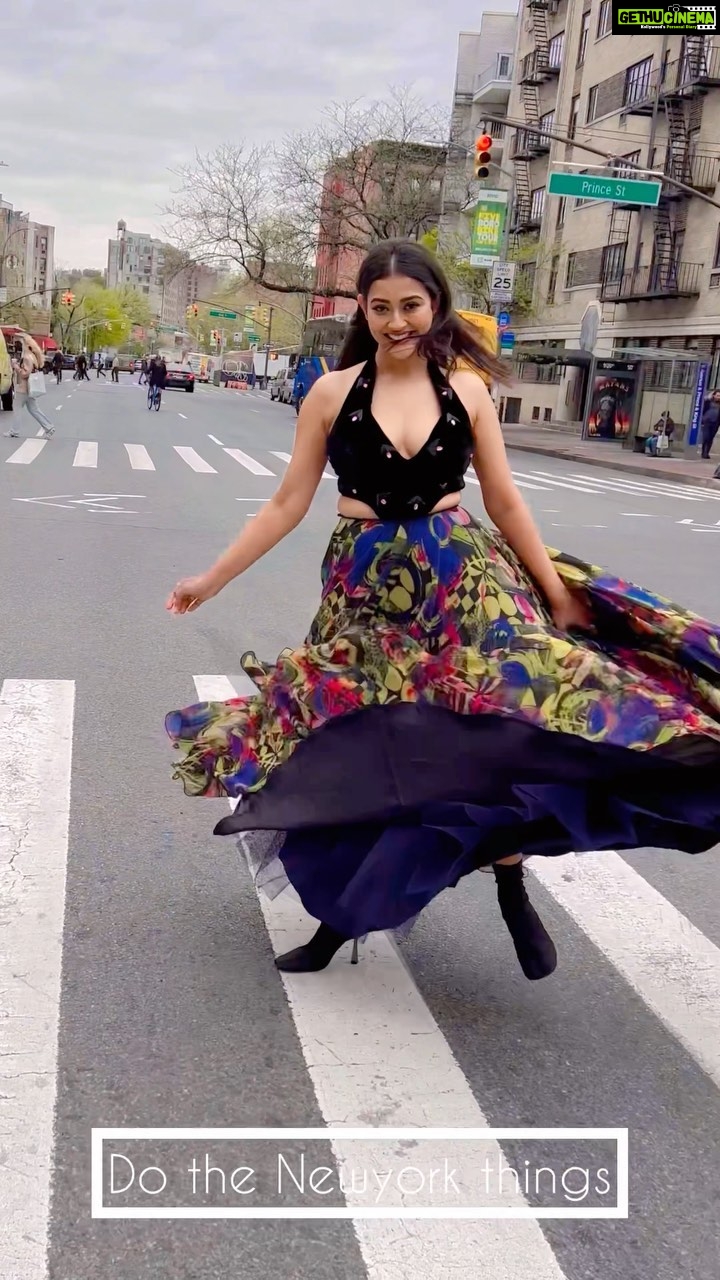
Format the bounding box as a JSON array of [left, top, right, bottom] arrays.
[[713, 224, 720, 268], [547, 255, 559, 302], [540, 110, 555, 139], [531, 406, 540, 420], [602, 242, 626, 283], [531, 187, 545, 221], [586, 85, 599, 123], [543, 408, 553, 422], [568, 95, 579, 140], [624, 57, 653, 107], [597, 0, 612, 38], [498, 54, 511, 77], [548, 32, 564, 68], [613, 150, 642, 178], [556, 198, 567, 229], [578, 11, 590, 65], [565, 253, 578, 288]]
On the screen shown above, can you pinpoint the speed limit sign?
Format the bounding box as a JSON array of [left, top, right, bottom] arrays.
[[489, 262, 516, 303]]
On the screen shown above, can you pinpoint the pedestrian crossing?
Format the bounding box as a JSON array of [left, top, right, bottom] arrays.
[[2, 671, 720, 1278], [3, 434, 719, 505]]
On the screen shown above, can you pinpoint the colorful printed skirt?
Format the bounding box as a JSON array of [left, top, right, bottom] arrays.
[[165, 509, 720, 937]]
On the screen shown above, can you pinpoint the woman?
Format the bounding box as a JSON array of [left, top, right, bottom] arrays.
[[165, 240, 720, 982], [4, 334, 55, 440]]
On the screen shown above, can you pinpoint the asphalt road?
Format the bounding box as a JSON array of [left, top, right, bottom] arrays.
[[1, 374, 719, 1280]]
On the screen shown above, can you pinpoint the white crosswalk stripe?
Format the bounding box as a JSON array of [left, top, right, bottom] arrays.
[[511, 470, 606, 495], [123, 443, 155, 471], [6, 438, 47, 464], [173, 446, 217, 473], [4, 669, 720, 1275], [223, 447, 275, 475], [73, 441, 98, 468], [4, 436, 720, 516], [271, 450, 335, 480]]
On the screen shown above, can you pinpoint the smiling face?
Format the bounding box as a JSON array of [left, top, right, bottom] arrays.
[[360, 274, 436, 360]]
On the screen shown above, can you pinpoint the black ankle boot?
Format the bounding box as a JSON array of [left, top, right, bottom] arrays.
[[493, 861, 557, 981], [274, 923, 356, 973]]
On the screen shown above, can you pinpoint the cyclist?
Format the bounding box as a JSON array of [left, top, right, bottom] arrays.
[[147, 355, 167, 409]]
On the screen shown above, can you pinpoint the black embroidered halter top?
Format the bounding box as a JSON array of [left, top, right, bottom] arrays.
[[326, 358, 475, 519]]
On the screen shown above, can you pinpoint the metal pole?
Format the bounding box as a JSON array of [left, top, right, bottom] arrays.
[[478, 112, 720, 213], [263, 307, 274, 386]]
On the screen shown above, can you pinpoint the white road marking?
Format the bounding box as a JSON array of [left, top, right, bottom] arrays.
[[5, 439, 47, 465], [55, 404, 63, 411], [464, 470, 481, 485], [568, 473, 719, 502], [692, 527, 720, 533], [223, 447, 275, 476], [173, 446, 217, 474], [124, 443, 155, 471], [512, 477, 551, 491], [620, 512, 656, 518], [678, 519, 695, 525], [513, 470, 604, 495], [73, 441, 98, 468], [193, 676, 568, 1279], [0, 679, 75, 1280], [178, 412, 188, 420], [271, 450, 334, 480], [208, 434, 225, 447], [533, 852, 720, 1090], [235, 498, 270, 502]]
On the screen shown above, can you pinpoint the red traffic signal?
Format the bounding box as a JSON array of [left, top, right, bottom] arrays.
[[61, 290, 75, 306], [474, 134, 493, 180], [193, 304, 198, 317]]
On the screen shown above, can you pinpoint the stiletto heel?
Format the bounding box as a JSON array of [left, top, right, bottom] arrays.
[[351, 938, 359, 964], [275, 922, 351, 973], [493, 861, 557, 981]]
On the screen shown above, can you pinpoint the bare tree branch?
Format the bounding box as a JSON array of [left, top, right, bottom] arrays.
[[163, 87, 453, 303]]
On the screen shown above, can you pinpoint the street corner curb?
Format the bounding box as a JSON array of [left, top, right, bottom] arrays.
[[503, 439, 720, 491]]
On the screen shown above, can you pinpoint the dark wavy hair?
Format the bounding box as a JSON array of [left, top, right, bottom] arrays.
[[336, 239, 508, 383]]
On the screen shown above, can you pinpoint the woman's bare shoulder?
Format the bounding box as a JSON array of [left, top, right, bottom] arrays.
[[308, 363, 365, 413]]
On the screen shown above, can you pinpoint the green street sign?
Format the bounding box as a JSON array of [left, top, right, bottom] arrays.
[[209, 309, 238, 318], [547, 171, 661, 206]]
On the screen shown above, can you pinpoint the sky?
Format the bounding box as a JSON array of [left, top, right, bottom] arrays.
[[0, 0, 517, 271]]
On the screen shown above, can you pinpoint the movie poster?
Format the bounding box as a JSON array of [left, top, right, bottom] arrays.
[[584, 360, 640, 440]]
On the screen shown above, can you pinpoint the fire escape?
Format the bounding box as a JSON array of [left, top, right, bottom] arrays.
[[511, 0, 558, 234], [601, 35, 719, 303]]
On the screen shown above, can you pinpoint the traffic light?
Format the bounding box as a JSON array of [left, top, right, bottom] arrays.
[[61, 290, 75, 306], [193, 304, 198, 317], [258, 305, 270, 327], [474, 134, 493, 180]]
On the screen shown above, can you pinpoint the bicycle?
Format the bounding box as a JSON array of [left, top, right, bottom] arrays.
[[147, 384, 161, 411]]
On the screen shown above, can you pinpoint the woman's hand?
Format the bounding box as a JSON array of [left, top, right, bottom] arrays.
[[550, 585, 593, 634], [166, 571, 221, 615]]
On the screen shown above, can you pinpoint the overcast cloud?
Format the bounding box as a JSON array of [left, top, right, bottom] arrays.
[[1, 0, 516, 270]]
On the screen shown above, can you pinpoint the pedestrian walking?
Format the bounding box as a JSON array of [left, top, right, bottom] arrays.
[[700, 389, 720, 459], [111, 355, 120, 383], [52, 350, 63, 383], [4, 333, 55, 439], [75, 352, 90, 382], [139, 357, 148, 386], [164, 239, 720, 983], [94, 352, 107, 378]]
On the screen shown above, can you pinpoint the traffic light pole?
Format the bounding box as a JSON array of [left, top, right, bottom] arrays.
[[262, 307, 274, 388], [478, 112, 720, 213]]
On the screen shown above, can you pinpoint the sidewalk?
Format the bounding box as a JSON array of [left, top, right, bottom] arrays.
[[502, 424, 720, 489]]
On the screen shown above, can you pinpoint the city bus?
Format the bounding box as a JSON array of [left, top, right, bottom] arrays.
[[290, 308, 499, 411]]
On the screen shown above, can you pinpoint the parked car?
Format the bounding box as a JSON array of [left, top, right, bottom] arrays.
[[271, 369, 295, 404], [165, 363, 195, 393]]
